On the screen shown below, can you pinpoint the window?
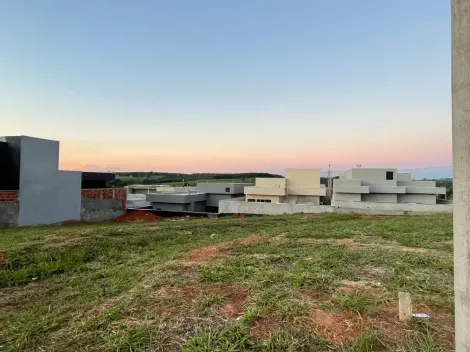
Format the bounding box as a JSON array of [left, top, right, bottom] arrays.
[[386, 171, 394, 180], [248, 199, 255, 202], [255, 199, 272, 203], [225, 187, 230, 192], [264, 200, 272, 203]]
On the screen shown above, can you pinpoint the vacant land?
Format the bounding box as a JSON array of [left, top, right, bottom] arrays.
[[0, 214, 454, 351]]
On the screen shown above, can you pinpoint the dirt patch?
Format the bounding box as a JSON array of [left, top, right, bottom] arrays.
[[297, 238, 361, 248], [268, 234, 286, 243], [186, 245, 222, 263], [310, 309, 364, 345], [341, 280, 382, 293], [339, 239, 360, 248], [114, 211, 162, 222], [356, 267, 388, 282], [183, 235, 266, 264], [301, 289, 330, 304], [381, 301, 454, 348], [250, 315, 283, 340], [308, 301, 454, 347], [0, 282, 64, 313], [151, 283, 248, 319], [218, 290, 248, 319]]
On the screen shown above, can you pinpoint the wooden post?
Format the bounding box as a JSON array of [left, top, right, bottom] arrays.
[[398, 292, 412, 322]]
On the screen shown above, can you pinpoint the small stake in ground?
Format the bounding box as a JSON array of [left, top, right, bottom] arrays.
[[398, 292, 412, 322]]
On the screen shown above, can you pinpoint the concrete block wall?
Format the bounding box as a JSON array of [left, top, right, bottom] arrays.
[[0, 191, 19, 227], [81, 188, 127, 222], [82, 188, 127, 208]]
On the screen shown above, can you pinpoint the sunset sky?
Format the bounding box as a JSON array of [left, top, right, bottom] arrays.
[[0, 0, 451, 177]]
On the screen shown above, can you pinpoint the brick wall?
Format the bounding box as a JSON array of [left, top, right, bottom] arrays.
[[81, 188, 126, 208], [0, 191, 19, 202]]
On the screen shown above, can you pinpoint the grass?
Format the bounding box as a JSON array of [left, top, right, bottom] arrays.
[[0, 213, 455, 351]]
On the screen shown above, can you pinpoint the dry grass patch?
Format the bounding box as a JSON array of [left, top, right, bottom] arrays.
[[249, 315, 283, 340]]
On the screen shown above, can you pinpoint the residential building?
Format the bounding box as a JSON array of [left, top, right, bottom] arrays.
[[146, 192, 207, 212], [146, 182, 253, 213], [0, 136, 126, 227], [244, 168, 326, 205], [332, 168, 446, 205]]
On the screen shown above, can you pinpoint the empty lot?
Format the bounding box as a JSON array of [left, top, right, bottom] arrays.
[[0, 214, 454, 351]]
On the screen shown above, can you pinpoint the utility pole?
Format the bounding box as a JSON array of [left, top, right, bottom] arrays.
[[452, 1, 470, 350], [328, 164, 332, 190]]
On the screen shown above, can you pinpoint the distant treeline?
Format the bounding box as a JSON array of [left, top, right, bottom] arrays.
[[115, 172, 283, 186], [435, 178, 453, 198]]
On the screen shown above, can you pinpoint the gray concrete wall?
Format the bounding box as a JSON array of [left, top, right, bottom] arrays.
[[333, 193, 361, 202], [294, 195, 321, 205], [152, 203, 189, 211], [350, 168, 397, 183], [334, 200, 452, 215], [398, 180, 436, 187], [196, 183, 253, 194], [362, 194, 397, 203], [398, 194, 437, 205], [17, 137, 82, 226], [206, 194, 233, 207], [146, 193, 206, 204], [219, 198, 334, 215], [191, 201, 206, 212], [0, 201, 19, 227], [220, 198, 452, 216], [397, 173, 412, 181], [333, 179, 362, 186], [81, 199, 125, 222]]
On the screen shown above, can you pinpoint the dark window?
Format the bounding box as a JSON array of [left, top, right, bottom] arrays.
[[248, 199, 255, 202], [386, 171, 394, 180], [265, 200, 272, 203], [225, 187, 230, 192]]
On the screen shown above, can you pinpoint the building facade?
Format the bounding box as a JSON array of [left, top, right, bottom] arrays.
[[0, 136, 125, 227], [332, 168, 446, 205], [146, 182, 253, 212], [244, 169, 326, 205]]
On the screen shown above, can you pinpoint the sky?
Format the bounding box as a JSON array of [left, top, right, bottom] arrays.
[[0, 0, 452, 177]]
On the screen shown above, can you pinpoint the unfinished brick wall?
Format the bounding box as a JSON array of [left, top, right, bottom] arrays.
[[81, 188, 126, 208], [0, 191, 19, 202]]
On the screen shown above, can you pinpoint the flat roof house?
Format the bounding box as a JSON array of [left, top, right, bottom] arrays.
[[333, 168, 446, 205], [146, 182, 253, 213], [244, 168, 326, 205]]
